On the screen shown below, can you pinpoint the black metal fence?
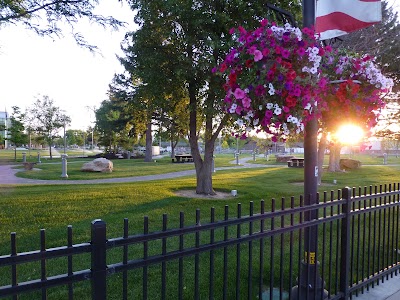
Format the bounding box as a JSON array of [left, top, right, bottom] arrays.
[[1, 185, 400, 299]]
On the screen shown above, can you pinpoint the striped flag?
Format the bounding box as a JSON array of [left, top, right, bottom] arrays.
[[316, 0, 382, 40]]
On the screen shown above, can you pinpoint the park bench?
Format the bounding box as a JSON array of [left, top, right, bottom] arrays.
[[22, 162, 36, 170], [172, 154, 194, 163], [287, 158, 304, 168]]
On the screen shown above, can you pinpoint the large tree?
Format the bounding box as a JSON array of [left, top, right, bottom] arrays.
[[123, 0, 302, 194], [0, 0, 124, 50], [29, 95, 67, 159]]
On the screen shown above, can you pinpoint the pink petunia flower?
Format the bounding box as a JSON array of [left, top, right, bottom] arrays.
[[297, 47, 306, 56], [242, 97, 251, 108], [262, 48, 270, 56], [234, 88, 246, 99], [247, 46, 256, 55], [281, 49, 291, 59], [254, 50, 263, 62]]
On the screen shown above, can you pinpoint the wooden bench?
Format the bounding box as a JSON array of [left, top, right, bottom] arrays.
[[173, 154, 193, 163], [22, 162, 36, 170], [287, 158, 304, 168]]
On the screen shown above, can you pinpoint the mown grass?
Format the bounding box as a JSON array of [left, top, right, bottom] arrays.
[[1, 164, 400, 299], [13, 154, 244, 180], [252, 152, 400, 166]]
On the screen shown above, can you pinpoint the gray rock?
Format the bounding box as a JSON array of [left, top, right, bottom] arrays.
[[340, 158, 361, 170], [81, 158, 113, 173]]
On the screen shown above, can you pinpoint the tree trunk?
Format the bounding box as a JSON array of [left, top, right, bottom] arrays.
[[170, 124, 176, 158], [194, 139, 215, 194], [187, 77, 217, 194], [317, 133, 328, 185], [328, 143, 342, 172], [49, 142, 53, 160], [171, 140, 178, 159], [144, 121, 153, 162], [14, 147, 17, 162]]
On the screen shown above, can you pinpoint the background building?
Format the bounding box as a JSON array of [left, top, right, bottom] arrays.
[[0, 111, 10, 149]]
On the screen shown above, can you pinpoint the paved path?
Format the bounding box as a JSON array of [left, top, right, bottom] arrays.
[[0, 156, 277, 185]]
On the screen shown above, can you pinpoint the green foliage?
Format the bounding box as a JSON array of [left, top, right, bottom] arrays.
[[7, 106, 27, 148], [0, 0, 124, 51], [122, 0, 302, 192], [29, 95, 68, 159]]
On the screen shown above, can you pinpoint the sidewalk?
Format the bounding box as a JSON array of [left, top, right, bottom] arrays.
[[0, 156, 271, 185], [355, 275, 400, 300]]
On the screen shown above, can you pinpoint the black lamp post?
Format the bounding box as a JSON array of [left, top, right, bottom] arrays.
[[292, 1, 328, 299]]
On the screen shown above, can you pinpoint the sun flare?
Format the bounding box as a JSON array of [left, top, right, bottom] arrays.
[[334, 124, 364, 145]]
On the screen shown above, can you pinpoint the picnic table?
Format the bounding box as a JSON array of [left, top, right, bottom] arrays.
[[172, 154, 193, 163], [287, 158, 304, 168]]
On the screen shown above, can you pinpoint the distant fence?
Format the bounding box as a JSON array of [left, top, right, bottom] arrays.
[[1, 184, 400, 299]]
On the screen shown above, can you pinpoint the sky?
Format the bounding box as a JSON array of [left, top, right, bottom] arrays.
[[0, 0, 136, 130], [0, 0, 398, 131]]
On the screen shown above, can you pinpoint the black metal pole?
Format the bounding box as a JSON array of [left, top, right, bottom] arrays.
[[292, 1, 328, 299]]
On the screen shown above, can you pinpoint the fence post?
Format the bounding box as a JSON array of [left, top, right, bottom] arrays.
[[91, 219, 107, 300], [339, 187, 352, 299]]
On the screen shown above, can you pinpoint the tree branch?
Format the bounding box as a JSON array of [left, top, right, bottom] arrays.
[[0, 0, 85, 22]]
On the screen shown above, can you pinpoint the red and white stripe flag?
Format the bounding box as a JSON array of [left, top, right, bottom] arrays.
[[315, 0, 382, 40]]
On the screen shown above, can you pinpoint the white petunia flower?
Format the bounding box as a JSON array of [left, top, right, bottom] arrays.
[[268, 83, 275, 95], [311, 47, 319, 55], [274, 107, 282, 115], [229, 103, 237, 114], [236, 119, 244, 126]]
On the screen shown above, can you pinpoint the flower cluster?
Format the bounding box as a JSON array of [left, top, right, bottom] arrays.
[[214, 20, 332, 141], [214, 20, 393, 141], [331, 53, 393, 90], [322, 80, 383, 131], [320, 52, 393, 132]]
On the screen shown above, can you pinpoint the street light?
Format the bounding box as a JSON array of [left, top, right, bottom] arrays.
[[83, 131, 85, 156], [63, 121, 67, 155], [91, 129, 94, 150], [61, 114, 71, 155]]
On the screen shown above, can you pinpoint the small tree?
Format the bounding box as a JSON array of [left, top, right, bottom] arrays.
[[29, 95, 67, 159], [8, 106, 28, 161]]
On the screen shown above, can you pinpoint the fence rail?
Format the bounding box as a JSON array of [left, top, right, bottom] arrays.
[[1, 184, 400, 299]]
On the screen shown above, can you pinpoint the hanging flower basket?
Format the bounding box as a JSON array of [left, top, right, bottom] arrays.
[[214, 20, 393, 141], [321, 53, 393, 132]]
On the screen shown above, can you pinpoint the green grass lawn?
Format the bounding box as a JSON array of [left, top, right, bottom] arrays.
[[1, 160, 400, 298], [0, 149, 51, 163], [251, 152, 400, 166], [13, 154, 245, 180], [1, 165, 399, 252]]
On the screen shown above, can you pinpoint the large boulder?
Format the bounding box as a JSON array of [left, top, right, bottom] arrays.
[[81, 158, 113, 173], [340, 159, 361, 170]]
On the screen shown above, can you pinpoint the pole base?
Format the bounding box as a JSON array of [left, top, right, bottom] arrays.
[[291, 261, 329, 300], [291, 285, 328, 300]]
